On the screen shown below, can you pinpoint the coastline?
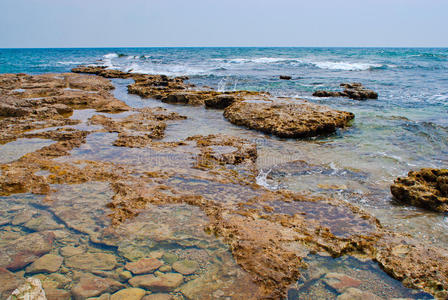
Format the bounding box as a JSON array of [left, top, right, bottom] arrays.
[[0, 66, 446, 299]]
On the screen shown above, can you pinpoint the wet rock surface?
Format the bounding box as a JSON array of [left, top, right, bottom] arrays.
[[224, 99, 354, 138], [0, 71, 446, 299], [391, 168, 448, 212], [313, 82, 378, 100]]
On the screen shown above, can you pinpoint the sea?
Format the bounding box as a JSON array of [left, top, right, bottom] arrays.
[[0, 47, 447, 299]]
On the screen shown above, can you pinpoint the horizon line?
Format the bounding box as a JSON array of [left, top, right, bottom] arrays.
[[1, 46, 448, 50]]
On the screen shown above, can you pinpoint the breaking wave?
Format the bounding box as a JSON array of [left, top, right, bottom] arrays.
[[311, 61, 385, 71]]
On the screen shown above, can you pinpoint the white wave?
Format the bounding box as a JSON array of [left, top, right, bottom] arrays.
[[214, 57, 301, 64], [125, 62, 209, 76], [103, 53, 118, 59], [256, 169, 279, 190], [57, 61, 83, 65], [311, 61, 383, 71]]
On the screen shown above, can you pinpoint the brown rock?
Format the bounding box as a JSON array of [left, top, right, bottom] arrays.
[[110, 288, 146, 300], [129, 273, 183, 292], [64, 252, 117, 271], [391, 168, 448, 212], [323, 272, 362, 293], [45, 287, 71, 300], [71, 274, 124, 300], [142, 294, 174, 300], [125, 258, 163, 275], [313, 82, 378, 100], [0, 232, 55, 270], [223, 100, 354, 138], [0, 267, 24, 298], [172, 260, 199, 275], [205, 94, 236, 109], [337, 287, 382, 300], [26, 254, 63, 274]]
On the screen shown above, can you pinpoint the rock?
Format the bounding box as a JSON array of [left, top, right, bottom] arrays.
[[0, 267, 24, 299], [313, 82, 378, 100], [71, 274, 124, 300], [279, 75, 292, 80], [336, 287, 382, 300], [8, 277, 46, 300], [0, 232, 55, 270], [158, 265, 172, 273], [205, 95, 236, 109], [60, 246, 85, 257], [11, 211, 35, 225], [161, 253, 178, 265], [23, 214, 63, 231], [223, 100, 354, 138], [119, 270, 132, 281], [129, 273, 184, 292], [44, 288, 71, 300], [64, 252, 117, 271], [142, 294, 174, 300], [125, 258, 163, 275], [172, 260, 199, 275], [323, 272, 362, 293], [391, 168, 448, 212], [86, 293, 111, 300], [110, 288, 146, 300], [26, 254, 63, 274]]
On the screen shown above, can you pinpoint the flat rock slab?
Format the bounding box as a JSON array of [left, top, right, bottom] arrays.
[[323, 272, 362, 293], [336, 287, 382, 300], [64, 252, 117, 271], [71, 274, 124, 300], [26, 253, 63, 274], [172, 260, 199, 275], [0, 232, 55, 270], [129, 273, 184, 292], [125, 258, 163, 275], [0, 267, 24, 299], [110, 288, 146, 300], [224, 100, 354, 138]]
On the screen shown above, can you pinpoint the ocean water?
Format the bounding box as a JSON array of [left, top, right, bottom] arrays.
[[1, 47, 448, 298], [1, 46, 448, 240]]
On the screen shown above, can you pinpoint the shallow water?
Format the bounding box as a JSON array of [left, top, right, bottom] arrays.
[[1, 48, 447, 298]]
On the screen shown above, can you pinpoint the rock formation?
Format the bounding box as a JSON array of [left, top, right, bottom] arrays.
[[391, 168, 448, 212], [313, 82, 378, 100], [223, 99, 355, 138]]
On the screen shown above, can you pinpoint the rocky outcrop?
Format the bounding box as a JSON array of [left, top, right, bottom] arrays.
[[313, 82, 378, 100], [391, 168, 448, 212], [279, 75, 292, 80], [223, 100, 354, 138], [204, 94, 237, 109]]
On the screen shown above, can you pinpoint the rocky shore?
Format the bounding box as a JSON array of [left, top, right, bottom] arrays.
[[391, 168, 448, 212], [313, 83, 378, 100], [0, 70, 446, 299]]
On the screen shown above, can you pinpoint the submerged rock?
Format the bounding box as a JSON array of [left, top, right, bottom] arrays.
[[0, 267, 24, 299], [129, 273, 184, 292], [391, 168, 448, 212], [336, 287, 382, 300], [172, 260, 199, 275], [125, 258, 163, 275], [223, 100, 354, 138], [0, 232, 55, 271], [110, 288, 146, 300], [71, 274, 124, 300], [313, 82, 378, 100], [8, 277, 47, 300], [25, 254, 63, 274], [64, 252, 117, 271]]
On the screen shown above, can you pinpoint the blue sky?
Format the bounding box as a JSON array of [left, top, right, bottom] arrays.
[[1, 0, 447, 48]]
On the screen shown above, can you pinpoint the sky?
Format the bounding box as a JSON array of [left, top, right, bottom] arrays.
[[0, 0, 447, 48]]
